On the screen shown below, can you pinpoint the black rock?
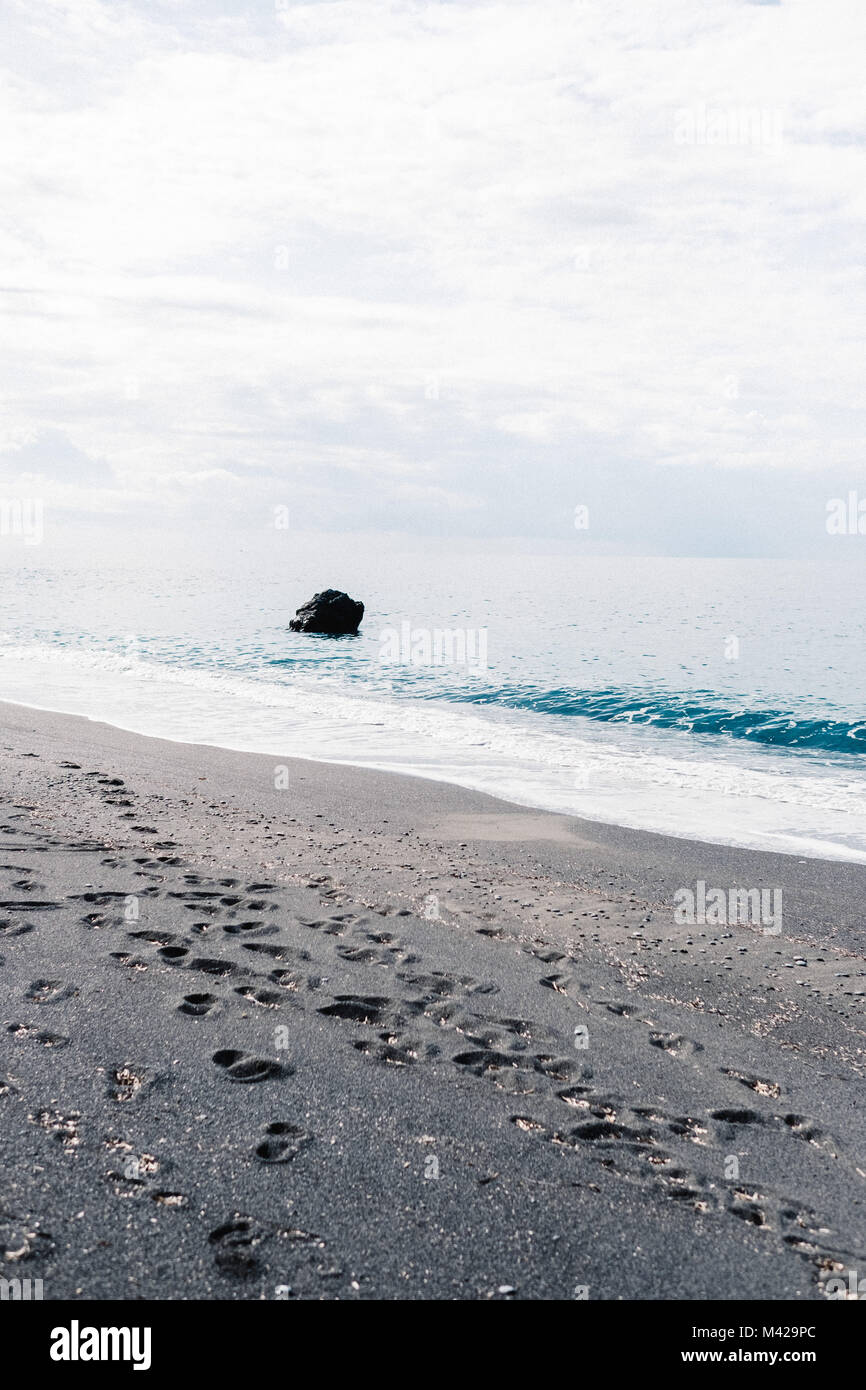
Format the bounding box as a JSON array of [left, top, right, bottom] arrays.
[[289, 589, 364, 635]]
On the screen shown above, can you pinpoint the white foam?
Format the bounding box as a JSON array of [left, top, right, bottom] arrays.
[[2, 641, 865, 863]]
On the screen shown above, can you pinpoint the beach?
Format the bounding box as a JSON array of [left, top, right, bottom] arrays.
[[1, 698, 864, 1301]]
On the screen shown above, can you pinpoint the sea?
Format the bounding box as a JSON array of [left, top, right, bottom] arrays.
[[2, 532, 865, 863]]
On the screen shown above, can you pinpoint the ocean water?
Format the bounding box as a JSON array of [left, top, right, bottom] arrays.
[[1, 537, 865, 862]]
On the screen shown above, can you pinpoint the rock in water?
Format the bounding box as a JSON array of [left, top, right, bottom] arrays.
[[289, 589, 364, 635]]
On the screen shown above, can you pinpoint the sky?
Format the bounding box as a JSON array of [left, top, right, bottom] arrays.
[[0, 0, 864, 554]]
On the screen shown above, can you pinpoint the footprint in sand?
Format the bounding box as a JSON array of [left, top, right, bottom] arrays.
[[109, 951, 149, 971], [223, 921, 278, 937], [242, 942, 310, 963], [159, 946, 190, 963], [212, 1048, 288, 1082], [721, 1067, 783, 1099], [208, 1216, 269, 1279], [178, 992, 219, 1016], [649, 1032, 704, 1058], [268, 968, 302, 992], [25, 978, 76, 1004], [254, 1121, 312, 1163], [235, 985, 285, 1008], [318, 995, 389, 1024], [107, 1065, 159, 1103], [353, 1036, 418, 1065], [7, 1022, 69, 1048], [188, 956, 248, 979]]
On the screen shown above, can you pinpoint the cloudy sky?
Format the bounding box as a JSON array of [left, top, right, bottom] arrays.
[[1, 0, 864, 552]]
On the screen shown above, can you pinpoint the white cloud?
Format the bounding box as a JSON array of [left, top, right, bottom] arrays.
[[0, 0, 864, 547]]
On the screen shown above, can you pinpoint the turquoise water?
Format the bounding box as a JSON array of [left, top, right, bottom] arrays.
[[1, 540, 864, 860]]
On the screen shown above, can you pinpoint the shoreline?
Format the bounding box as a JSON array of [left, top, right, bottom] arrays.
[[3, 697, 865, 950], [1, 664, 864, 868], [1, 699, 864, 1299]]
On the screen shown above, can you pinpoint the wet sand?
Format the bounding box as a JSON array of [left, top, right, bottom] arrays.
[[0, 700, 864, 1300]]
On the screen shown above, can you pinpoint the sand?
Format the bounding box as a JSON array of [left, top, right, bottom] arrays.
[[0, 699, 864, 1300]]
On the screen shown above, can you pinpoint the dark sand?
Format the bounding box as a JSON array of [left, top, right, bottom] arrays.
[[0, 700, 864, 1300]]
